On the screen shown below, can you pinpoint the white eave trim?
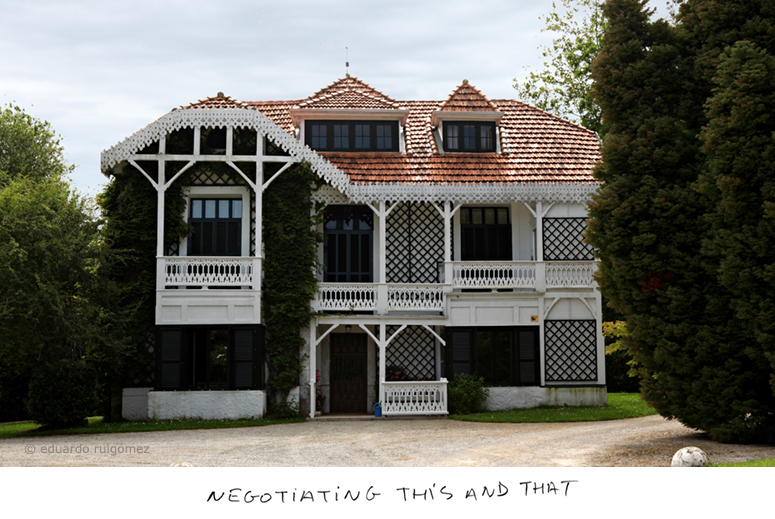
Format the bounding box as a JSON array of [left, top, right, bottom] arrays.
[[289, 108, 411, 127], [431, 110, 504, 127]]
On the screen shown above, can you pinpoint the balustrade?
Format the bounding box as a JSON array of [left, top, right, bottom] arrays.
[[163, 257, 254, 287], [381, 380, 448, 415]]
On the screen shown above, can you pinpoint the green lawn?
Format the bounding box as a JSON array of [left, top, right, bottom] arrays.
[[0, 416, 305, 439], [450, 392, 656, 423], [712, 458, 775, 467]]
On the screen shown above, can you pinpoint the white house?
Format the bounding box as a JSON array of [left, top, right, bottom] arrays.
[[103, 76, 605, 421]]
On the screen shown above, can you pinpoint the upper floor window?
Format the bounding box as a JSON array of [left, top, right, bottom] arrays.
[[460, 207, 511, 261], [188, 198, 242, 256], [305, 121, 399, 152], [443, 121, 496, 152]]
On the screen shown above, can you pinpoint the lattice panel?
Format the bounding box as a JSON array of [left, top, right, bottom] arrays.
[[381, 326, 437, 381], [543, 218, 594, 261], [386, 203, 444, 283], [166, 241, 179, 257], [189, 168, 240, 186], [544, 320, 597, 382]]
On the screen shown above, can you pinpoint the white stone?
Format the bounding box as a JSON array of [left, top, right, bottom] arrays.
[[147, 390, 266, 420], [671, 447, 709, 467], [483, 386, 607, 411], [122, 387, 152, 421]]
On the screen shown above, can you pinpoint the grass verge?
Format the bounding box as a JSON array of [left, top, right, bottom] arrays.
[[711, 458, 775, 467], [450, 392, 656, 423], [0, 416, 306, 439]]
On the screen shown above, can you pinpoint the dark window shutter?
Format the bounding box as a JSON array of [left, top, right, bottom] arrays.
[[450, 330, 473, 377], [230, 329, 254, 389], [517, 329, 539, 385], [157, 328, 186, 389]]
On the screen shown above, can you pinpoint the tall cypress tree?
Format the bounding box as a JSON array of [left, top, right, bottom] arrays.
[[589, 0, 775, 442]]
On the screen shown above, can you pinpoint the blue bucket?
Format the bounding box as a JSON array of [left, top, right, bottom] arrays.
[[373, 402, 382, 418]]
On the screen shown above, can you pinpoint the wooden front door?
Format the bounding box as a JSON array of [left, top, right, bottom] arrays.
[[330, 334, 368, 414]]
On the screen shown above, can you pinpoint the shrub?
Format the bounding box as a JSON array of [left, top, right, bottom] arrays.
[[26, 359, 97, 428], [448, 373, 489, 415]]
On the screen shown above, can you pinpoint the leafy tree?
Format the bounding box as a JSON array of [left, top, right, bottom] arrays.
[[588, 0, 775, 442], [0, 104, 72, 184], [0, 105, 126, 426], [513, 0, 607, 135], [697, 40, 775, 403]]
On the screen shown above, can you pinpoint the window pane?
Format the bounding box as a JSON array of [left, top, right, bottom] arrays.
[[497, 208, 508, 225], [460, 208, 470, 225], [311, 124, 326, 149], [334, 124, 349, 149], [376, 124, 392, 149], [192, 200, 202, 219], [447, 124, 459, 150], [472, 208, 482, 225], [485, 208, 495, 225], [218, 200, 229, 219], [355, 124, 370, 149], [494, 331, 512, 386], [481, 125, 494, 150], [205, 200, 216, 218], [464, 125, 476, 150], [232, 200, 242, 219]]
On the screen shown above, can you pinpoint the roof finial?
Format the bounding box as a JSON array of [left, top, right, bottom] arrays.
[[462, 79, 468, 85], [217, 92, 224, 98], [345, 47, 349, 77]]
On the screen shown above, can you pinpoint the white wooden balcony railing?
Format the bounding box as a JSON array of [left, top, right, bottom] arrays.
[[382, 380, 448, 416], [451, 261, 536, 289], [315, 284, 377, 311], [163, 257, 256, 288], [450, 261, 595, 290], [546, 262, 597, 288]]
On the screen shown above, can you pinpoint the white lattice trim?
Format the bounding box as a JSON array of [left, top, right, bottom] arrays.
[[313, 184, 351, 205], [100, 108, 352, 194], [452, 261, 536, 289], [164, 257, 254, 286], [382, 380, 448, 415], [387, 285, 444, 311], [314, 284, 377, 311], [546, 262, 597, 288], [347, 181, 598, 204]]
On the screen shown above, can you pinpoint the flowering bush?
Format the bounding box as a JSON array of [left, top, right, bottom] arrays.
[[315, 370, 326, 412], [385, 365, 416, 382]]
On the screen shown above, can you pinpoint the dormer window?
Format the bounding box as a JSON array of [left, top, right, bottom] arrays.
[[305, 120, 399, 152], [443, 121, 496, 152]]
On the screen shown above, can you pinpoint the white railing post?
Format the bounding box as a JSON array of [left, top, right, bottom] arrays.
[[536, 261, 546, 292], [377, 283, 388, 315]]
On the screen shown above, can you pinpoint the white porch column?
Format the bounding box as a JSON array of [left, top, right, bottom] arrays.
[[377, 201, 388, 315], [255, 140, 263, 297], [535, 201, 546, 292], [378, 324, 386, 405], [155, 137, 166, 290], [443, 201, 453, 285], [309, 321, 317, 419]]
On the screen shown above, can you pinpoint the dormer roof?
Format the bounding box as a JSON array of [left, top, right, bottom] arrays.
[[296, 76, 400, 110], [438, 80, 499, 112]]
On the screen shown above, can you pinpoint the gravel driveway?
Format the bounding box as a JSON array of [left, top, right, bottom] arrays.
[[2, 415, 774, 467]]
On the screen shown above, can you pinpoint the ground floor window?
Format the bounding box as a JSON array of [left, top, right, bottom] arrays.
[[445, 327, 539, 386], [155, 325, 264, 390]]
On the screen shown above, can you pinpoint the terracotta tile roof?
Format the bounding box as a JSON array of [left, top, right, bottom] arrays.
[[181, 92, 250, 109], [178, 78, 600, 185], [297, 76, 400, 109], [439, 80, 499, 112]]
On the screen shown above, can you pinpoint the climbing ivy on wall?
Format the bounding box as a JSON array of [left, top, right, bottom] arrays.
[[98, 162, 191, 387], [261, 161, 322, 412]]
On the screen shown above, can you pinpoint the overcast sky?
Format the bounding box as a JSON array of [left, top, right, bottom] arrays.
[[1, 0, 672, 197]]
